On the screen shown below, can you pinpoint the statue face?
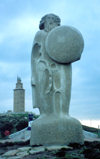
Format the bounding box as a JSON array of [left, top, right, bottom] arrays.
[[44, 16, 59, 32]]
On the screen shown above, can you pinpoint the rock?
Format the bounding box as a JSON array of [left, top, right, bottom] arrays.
[[6, 156, 21, 159], [2, 149, 18, 157], [29, 146, 45, 154], [45, 145, 73, 151], [16, 151, 29, 157], [0, 141, 100, 159], [17, 146, 31, 152]]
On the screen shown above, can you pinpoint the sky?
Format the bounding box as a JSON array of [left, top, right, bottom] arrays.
[[0, 0, 100, 120]]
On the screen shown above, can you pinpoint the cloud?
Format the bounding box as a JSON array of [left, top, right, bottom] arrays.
[[0, 15, 37, 62], [0, 15, 39, 43], [0, 62, 30, 78], [0, 0, 100, 118], [0, 99, 13, 113], [0, 33, 4, 44]]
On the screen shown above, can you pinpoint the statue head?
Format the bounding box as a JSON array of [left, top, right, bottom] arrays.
[[39, 13, 61, 32]]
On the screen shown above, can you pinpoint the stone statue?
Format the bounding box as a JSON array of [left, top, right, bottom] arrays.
[[30, 14, 84, 146]]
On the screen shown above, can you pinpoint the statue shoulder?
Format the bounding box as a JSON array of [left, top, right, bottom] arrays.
[[34, 30, 47, 43], [31, 30, 47, 56]]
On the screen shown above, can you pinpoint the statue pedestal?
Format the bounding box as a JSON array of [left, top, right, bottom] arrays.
[[30, 115, 84, 146]]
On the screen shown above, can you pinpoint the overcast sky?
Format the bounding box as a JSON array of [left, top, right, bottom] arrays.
[[0, 0, 100, 120]]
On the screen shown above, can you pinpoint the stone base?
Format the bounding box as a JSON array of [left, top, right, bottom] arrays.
[[30, 115, 84, 146]]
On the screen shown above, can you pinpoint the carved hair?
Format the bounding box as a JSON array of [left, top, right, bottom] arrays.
[[39, 14, 61, 30]]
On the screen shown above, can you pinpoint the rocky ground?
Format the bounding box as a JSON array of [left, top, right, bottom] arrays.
[[0, 113, 100, 159], [0, 139, 100, 159]]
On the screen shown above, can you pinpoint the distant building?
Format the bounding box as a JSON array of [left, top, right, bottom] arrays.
[[7, 110, 12, 113], [13, 77, 25, 112]]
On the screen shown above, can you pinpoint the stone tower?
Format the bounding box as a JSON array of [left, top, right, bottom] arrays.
[[13, 77, 25, 112]]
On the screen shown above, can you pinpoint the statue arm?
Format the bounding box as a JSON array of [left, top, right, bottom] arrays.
[[31, 31, 43, 109], [31, 31, 42, 86]]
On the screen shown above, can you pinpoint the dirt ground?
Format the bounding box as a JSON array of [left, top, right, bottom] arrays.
[[0, 141, 100, 159]]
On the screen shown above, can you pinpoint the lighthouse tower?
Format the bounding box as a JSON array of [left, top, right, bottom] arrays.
[[13, 77, 25, 112]]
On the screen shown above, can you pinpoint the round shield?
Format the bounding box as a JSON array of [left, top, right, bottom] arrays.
[[45, 25, 84, 64]]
